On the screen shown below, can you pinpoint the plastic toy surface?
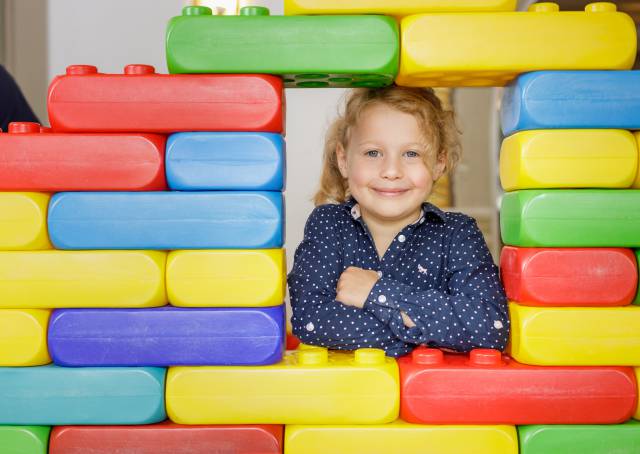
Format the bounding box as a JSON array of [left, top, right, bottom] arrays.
[[499, 130, 638, 191], [500, 190, 640, 247], [284, 0, 517, 15], [166, 6, 398, 89], [0, 251, 166, 308], [0, 426, 50, 454], [166, 132, 285, 191], [500, 247, 638, 307], [399, 347, 636, 424], [166, 347, 399, 424], [636, 250, 640, 306], [0, 365, 166, 425], [636, 368, 640, 419], [0, 192, 51, 250], [396, 3, 637, 87], [509, 302, 640, 365], [501, 71, 640, 135], [285, 420, 518, 454], [48, 305, 285, 366], [48, 65, 283, 132], [634, 132, 640, 188], [0, 122, 166, 191], [49, 423, 283, 454], [48, 191, 284, 250], [0, 309, 50, 366]]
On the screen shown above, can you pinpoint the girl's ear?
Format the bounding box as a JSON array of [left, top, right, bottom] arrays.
[[336, 142, 349, 178], [432, 153, 447, 181]]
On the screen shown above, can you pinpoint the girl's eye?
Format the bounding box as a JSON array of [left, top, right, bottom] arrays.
[[405, 150, 420, 158], [365, 150, 380, 157]]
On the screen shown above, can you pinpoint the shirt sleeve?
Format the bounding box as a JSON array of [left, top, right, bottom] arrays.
[[363, 216, 510, 352]]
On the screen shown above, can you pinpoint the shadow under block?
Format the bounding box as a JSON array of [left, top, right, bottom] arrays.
[[499, 130, 638, 191], [0, 426, 50, 454], [49, 423, 283, 454], [47, 192, 283, 250], [500, 190, 640, 247], [48, 305, 285, 367], [518, 421, 640, 454], [399, 347, 636, 425], [0, 309, 50, 366], [0, 193, 51, 250], [284, 421, 518, 454], [0, 122, 166, 191], [167, 249, 285, 307], [396, 3, 637, 87], [284, 0, 517, 15], [166, 348, 399, 424], [501, 71, 640, 135], [0, 251, 166, 308], [500, 247, 638, 307], [509, 302, 640, 365], [166, 132, 284, 191], [48, 65, 283, 133], [0, 365, 166, 425], [166, 6, 398, 89]]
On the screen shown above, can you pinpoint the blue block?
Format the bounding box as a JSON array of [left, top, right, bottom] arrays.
[[48, 191, 283, 249], [501, 71, 640, 135], [49, 305, 285, 366], [0, 365, 165, 425], [166, 132, 285, 191]]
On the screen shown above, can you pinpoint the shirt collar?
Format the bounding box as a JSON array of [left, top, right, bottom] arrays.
[[342, 197, 446, 225]]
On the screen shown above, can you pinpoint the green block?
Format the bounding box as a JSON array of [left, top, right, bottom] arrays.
[[166, 6, 399, 88], [635, 250, 640, 305], [519, 421, 640, 454], [0, 426, 50, 454], [500, 189, 640, 247]]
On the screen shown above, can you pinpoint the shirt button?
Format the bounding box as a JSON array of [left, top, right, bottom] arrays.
[[398, 234, 406, 243], [306, 322, 315, 332], [377, 271, 383, 278], [378, 295, 387, 303], [493, 320, 504, 329]]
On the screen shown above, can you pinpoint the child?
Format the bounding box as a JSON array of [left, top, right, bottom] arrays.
[[288, 86, 509, 358]]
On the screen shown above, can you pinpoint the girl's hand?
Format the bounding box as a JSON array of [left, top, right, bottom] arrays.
[[336, 266, 380, 309]]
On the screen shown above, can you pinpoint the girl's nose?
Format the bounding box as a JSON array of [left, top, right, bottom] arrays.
[[380, 156, 402, 179]]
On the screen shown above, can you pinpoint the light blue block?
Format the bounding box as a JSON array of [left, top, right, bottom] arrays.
[[501, 71, 640, 135], [166, 132, 285, 191], [0, 365, 166, 425], [48, 191, 283, 249]]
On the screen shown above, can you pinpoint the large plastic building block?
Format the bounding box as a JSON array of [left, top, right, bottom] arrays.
[[0, 192, 51, 250], [166, 6, 398, 89], [0, 365, 166, 425], [500, 190, 640, 247], [48, 65, 283, 133], [166, 347, 399, 424], [500, 247, 638, 307], [518, 421, 640, 454], [49, 423, 283, 454], [634, 132, 640, 188], [167, 249, 285, 307], [285, 421, 518, 454], [499, 130, 638, 191], [509, 302, 640, 365], [48, 192, 283, 250], [636, 250, 640, 306], [285, 0, 516, 15], [501, 71, 640, 135], [0, 122, 166, 191], [0, 251, 166, 308], [636, 369, 640, 419], [166, 132, 285, 191], [0, 426, 50, 454], [0, 309, 50, 366], [396, 3, 637, 87], [48, 305, 285, 367], [399, 347, 636, 425]]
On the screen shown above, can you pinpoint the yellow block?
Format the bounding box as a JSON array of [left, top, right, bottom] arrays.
[[397, 2, 637, 87], [166, 347, 399, 424], [0, 193, 52, 250], [167, 249, 285, 307], [633, 132, 640, 188], [500, 130, 638, 191], [509, 302, 640, 366], [635, 369, 640, 420], [0, 251, 167, 308], [0, 309, 51, 366], [285, 421, 518, 454], [284, 0, 516, 15]]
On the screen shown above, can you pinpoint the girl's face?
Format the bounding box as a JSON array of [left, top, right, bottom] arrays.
[[337, 103, 445, 227]]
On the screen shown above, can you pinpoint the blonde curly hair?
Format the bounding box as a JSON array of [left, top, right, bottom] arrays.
[[314, 86, 461, 206]]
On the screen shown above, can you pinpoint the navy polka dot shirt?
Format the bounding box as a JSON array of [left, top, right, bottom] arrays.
[[288, 198, 510, 358]]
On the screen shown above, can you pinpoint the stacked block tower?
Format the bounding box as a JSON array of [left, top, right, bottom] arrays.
[[0, 1, 639, 453]]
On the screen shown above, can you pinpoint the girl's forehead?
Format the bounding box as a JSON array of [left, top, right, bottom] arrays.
[[349, 105, 428, 144]]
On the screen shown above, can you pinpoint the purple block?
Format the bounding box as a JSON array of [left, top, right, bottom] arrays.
[[48, 305, 285, 366]]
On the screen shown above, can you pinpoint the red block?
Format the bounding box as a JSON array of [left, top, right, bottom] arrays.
[[0, 122, 166, 191], [48, 65, 283, 133], [399, 347, 637, 425], [500, 246, 638, 307], [49, 422, 283, 454]]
